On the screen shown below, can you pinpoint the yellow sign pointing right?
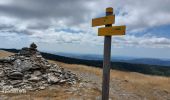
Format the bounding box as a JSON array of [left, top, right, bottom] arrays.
[[98, 25, 126, 36]]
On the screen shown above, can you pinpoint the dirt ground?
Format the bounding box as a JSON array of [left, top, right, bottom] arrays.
[[0, 51, 170, 100]]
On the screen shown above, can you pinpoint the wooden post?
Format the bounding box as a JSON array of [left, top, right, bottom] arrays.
[[102, 7, 113, 100], [92, 6, 125, 100]]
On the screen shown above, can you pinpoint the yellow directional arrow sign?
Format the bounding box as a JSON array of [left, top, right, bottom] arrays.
[[92, 15, 115, 27], [98, 25, 126, 36]]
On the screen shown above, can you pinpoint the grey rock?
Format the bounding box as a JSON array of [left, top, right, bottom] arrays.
[[10, 80, 22, 85], [36, 55, 42, 58], [25, 57, 30, 60], [0, 57, 12, 63], [8, 71, 23, 80], [0, 43, 78, 92], [60, 79, 67, 83], [47, 73, 60, 84], [25, 85, 32, 90], [21, 60, 32, 71], [13, 59, 22, 71], [0, 71, 5, 77], [30, 42, 37, 50], [33, 71, 42, 76], [39, 86, 45, 90], [46, 64, 51, 68], [28, 75, 41, 82]]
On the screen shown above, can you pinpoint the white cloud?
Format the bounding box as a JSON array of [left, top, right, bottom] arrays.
[[112, 35, 170, 48], [0, 0, 170, 49]]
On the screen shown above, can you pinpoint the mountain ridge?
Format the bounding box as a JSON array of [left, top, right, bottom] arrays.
[[1, 48, 170, 77], [51, 52, 170, 66]]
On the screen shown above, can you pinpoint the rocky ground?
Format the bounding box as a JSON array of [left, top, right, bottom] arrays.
[[0, 45, 170, 100], [0, 43, 78, 99]]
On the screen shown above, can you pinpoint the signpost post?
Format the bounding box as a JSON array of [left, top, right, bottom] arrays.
[[92, 7, 126, 100]]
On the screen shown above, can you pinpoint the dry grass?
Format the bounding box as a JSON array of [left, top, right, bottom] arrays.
[[50, 60, 102, 77], [52, 61, 170, 100], [0, 50, 14, 57], [110, 69, 170, 91], [53, 61, 170, 90]]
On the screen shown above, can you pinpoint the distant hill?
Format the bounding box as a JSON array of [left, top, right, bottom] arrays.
[[1, 48, 170, 76], [55, 52, 136, 60], [55, 52, 170, 66], [124, 58, 170, 66]]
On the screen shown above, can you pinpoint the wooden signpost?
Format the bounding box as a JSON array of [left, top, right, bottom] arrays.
[[92, 7, 126, 100]]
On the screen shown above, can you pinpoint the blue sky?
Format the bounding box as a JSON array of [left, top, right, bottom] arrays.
[[0, 0, 170, 59]]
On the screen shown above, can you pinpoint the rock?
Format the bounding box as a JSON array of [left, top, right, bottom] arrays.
[[24, 74, 31, 79], [47, 73, 60, 84], [39, 86, 45, 90], [28, 75, 41, 82], [33, 71, 42, 76], [59, 79, 67, 83], [0, 57, 12, 63], [25, 57, 30, 60], [10, 80, 22, 85], [24, 85, 32, 90], [0, 71, 5, 77], [21, 60, 32, 72], [64, 73, 70, 79], [19, 47, 31, 56], [8, 71, 23, 80], [36, 55, 42, 58], [0, 43, 78, 92], [13, 59, 22, 71], [46, 64, 51, 68], [30, 42, 37, 50]]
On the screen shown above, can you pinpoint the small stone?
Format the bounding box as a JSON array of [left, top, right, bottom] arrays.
[[28, 75, 41, 82], [36, 55, 42, 58], [25, 85, 32, 90], [8, 71, 23, 80], [33, 71, 42, 76], [64, 73, 70, 79], [0, 71, 5, 77], [72, 81, 77, 84], [39, 86, 45, 90], [10, 80, 22, 85], [25, 57, 30, 60], [59, 79, 67, 83], [30, 42, 37, 50], [47, 73, 60, 84], [46, 64, 51, 67]]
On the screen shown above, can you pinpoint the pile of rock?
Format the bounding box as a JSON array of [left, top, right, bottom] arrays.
[[0, 43, 78, 93]]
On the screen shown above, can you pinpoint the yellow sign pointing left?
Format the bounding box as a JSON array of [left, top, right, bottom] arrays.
[[92, 15, 115, 27]]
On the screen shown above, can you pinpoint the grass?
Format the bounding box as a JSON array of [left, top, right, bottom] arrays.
[[0, 50, 14, 57], [55, 61, 170, 100]]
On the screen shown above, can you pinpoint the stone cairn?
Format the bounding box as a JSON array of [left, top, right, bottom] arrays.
[[0, 43, 78, 93]]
